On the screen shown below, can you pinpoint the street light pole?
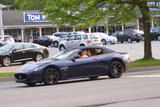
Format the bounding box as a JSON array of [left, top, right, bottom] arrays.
[[0, 4, 6, 36]]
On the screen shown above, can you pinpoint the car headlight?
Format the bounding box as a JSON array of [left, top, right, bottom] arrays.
[[34, 66, 44, 71]]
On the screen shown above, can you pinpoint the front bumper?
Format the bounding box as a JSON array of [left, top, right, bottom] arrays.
[[15, 71, 43, 84]]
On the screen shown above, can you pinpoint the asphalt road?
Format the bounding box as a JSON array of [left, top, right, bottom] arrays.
[[0, 70, 160, 107]]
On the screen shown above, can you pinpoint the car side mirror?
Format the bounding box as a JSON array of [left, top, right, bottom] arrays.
[[70, 54, 80, 62]]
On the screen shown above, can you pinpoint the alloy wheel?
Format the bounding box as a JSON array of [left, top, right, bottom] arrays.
[[35, 54, 43, 62], [59, 45, 65, 51], [102, 39, 107, 45], [108, 61, 124, 78], [2, 57, 11, 66], [127, 38, 132, 43], [43, 68, 60, 85]]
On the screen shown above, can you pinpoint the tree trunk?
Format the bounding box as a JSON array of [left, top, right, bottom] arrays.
[[139, 4, 152, 59]]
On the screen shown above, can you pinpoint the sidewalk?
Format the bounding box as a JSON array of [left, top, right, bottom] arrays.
[[0, 65, 21, 73]]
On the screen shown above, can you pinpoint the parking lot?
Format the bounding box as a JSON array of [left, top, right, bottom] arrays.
[[0, 41, 160, 73]]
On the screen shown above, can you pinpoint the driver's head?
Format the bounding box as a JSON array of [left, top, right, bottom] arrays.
[[81, 50, 88, 56]]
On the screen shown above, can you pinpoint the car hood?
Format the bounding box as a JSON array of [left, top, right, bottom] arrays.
[[16, 59, 62, 73], [0, 50, 9, 55]]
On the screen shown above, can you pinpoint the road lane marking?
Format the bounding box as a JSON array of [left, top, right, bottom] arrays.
[[124, 74, 160, 78]]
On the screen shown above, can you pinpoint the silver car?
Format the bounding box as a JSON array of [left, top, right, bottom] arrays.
[[58, 33, 102, 51]]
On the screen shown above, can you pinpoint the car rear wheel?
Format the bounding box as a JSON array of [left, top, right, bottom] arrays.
[[54, 41, 59, 47], [43, 68, 60, 85], [102, 39, 107, 45], [35, 54, 43, 62], [127, 38, 132, 43], [2, 56, 11, 66], [108, 61, 124, 78], [59, 45, 65, 51]]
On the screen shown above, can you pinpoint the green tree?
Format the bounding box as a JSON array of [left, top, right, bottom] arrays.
[[0, 0, 19, 9], [15, 0, 160, 59]]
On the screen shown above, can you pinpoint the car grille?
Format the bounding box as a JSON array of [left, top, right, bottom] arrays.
[[15, 73, 27, 80]]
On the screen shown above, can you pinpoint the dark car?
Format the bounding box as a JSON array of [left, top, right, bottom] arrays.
[[33, 35, 57, 47], [113, 29, 144, 43], [15, 46, 130, 86], [150, 27, 160, 41], [0, 43, 49, 66]]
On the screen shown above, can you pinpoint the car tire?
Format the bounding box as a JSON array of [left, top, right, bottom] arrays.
[[26, 83, 36, 86], [43, 68, 60, 85], [127, 38, 132, 43], [59, 45, 65, 51], [101, 39, 107, 45], [108, 60, 124, 78], [2, 56, 11, 67], [35, 53, 43, 62], [89, 76, 99, 80], [54, 41, 59, 47]]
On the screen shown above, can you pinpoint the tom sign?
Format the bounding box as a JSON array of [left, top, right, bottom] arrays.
[[23, 12, 49, 22]]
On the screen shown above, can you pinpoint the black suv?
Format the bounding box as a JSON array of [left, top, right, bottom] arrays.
[[33, 36, 55, 47], [113, 29, 144, 43]]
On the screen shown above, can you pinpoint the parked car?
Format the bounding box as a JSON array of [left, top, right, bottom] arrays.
[[150, 27, 160, 41], [0, 35, 15, 46], [52, 32, 71, 47], [0, 43, 49, 66], [92, 33, 118, 45], [58, 33, 102, 51], [113, 29, 144, 43], [33, 35, 58, 47], [15, 46, 130, 86]]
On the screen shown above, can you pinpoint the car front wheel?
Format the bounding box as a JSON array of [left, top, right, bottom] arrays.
[[35, 54, 43, 62], [59, 45, 65, 51], [108, 61, 124, 78], [102, 39, 107, 45], [54, 41, 59, 47], [43, 68, 60, 85], [2, 56, 11, 66], [127, 38, 132, 43]]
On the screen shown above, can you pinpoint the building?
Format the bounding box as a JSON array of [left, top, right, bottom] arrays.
[[2, 10, 75, 42]]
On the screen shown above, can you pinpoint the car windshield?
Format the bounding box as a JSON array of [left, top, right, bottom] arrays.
[[52, 49, 78, 60], [0, 43, 15, 51]]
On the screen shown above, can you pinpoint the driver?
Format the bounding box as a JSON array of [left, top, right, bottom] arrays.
[[81, 50, 89, 58]]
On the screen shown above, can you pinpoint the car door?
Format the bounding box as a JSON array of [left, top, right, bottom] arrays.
[[11, 44, 25, 61], [23, 44, 36, 60], [66, 35, 77, 48], [66, 55, 106, 78]]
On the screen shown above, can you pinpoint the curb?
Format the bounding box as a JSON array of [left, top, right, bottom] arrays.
[[0, 66, 160, 82]]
